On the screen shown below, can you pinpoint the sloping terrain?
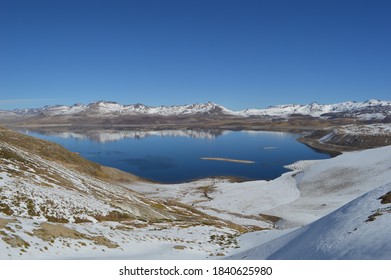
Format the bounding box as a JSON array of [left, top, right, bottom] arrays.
[[231, 183, 391, 259], [128, 145, 391, 229], [127, 145, 391, 260], [0, 127, 251, 259], [300, 123, 391, 152]]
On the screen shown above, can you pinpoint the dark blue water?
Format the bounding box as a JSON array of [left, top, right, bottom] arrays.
[[22, 129, 330, 183]]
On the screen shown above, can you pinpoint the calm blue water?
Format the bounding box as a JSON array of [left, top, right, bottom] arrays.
[[22, 129, 331, 183]]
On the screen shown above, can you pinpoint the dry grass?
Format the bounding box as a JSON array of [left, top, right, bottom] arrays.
[[379, 191, 391, 204], [173, 245, 187, 250], [366, 211, 383, 222], [0, 203, 14, 215], [0, 147, 28, 164], [33, 222, 119, 248], [259, 213, 282, 224], [2, 235, 30, 248], [0, 218, 18, 229], [93, 210, 134, 222], [89, 236, 119, 249], [0, 127, 114, 181]]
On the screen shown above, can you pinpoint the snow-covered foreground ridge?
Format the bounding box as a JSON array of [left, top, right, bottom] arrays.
[[3, 99, 391, 120], [1, 126, 391, 259], [231, 183, 391, 260], [128, 145, 391, 259]]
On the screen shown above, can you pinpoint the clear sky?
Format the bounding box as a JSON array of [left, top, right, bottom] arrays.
[[1, 0, 390, 110]]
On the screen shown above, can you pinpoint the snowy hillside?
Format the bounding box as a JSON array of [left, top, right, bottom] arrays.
[[0, 128, 249, 259], [128, 145, 391, 260], [238, 99, 391, 119], [231, 184, 391, 260]]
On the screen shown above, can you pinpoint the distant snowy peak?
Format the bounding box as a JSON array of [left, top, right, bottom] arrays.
[[12, 101, 233, 117], [240, 99, 391, 119], [92, 101, 232, 116], [9, 99, 391, 120]]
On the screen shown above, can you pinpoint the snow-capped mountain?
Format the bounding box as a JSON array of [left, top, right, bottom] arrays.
[[12, 101, 234, 117], [0, 110, 18, 118], [3, 99, 390, 123], [238, 99, 391, 119]]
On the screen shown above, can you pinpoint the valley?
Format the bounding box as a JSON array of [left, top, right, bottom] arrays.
[[0, 100, 390, 259]]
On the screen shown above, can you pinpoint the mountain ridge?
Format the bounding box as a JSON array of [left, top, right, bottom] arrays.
[[4, 99, 390, 120]]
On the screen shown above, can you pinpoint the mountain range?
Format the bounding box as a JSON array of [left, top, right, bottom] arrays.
[[1, 99, 390, 122]]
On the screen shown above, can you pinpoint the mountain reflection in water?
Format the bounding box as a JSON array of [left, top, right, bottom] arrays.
[[19, 128, 330, 183]]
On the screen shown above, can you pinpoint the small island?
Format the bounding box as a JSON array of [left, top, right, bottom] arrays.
[[200, 157, 255, 164]]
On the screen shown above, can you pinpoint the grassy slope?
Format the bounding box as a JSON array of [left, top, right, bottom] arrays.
[[0, 127, 143, 184], [0, 126, 252, 231]]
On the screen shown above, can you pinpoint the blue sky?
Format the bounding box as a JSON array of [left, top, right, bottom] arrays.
[[1, 0, 390, 110]]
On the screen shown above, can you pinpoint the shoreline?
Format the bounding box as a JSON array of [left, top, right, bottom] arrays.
[[297, 137, 348, 156], [8, 123, 359, 155], [2, 125, 391, 259], [5, 124, 389, 185]]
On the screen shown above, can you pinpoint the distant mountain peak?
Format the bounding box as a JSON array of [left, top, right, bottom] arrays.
[[5, 99, 390, 121]]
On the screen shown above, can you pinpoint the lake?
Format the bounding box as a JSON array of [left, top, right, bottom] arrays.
[[21, 129, 331, 183]]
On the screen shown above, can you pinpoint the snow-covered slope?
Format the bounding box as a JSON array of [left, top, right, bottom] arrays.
[[238, 99, 391, 119], [0, 129, 187, 224], [314, 124, 391, 150], [6, 99, 391, 120], [231, 183, 391, 259], [127, 145, 391, 260], [131, 145, 391, 229], [0, 128, 248, 259]]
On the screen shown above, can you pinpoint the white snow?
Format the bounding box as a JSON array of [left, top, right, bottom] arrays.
[[335, 124, 391, 136], [231, 183, 391, 259], [34, 101, 233, 117], [318, 124, 391, 145], [127, 145, 391, 259], [6, 99, 390, 119], [237, 99, 391, 118]]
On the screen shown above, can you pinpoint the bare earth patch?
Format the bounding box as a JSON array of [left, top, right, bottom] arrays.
[[379, 191, 391, 204], [0, 218, 18, 229], [2, 235, 30, 248], [173, 245, 187, 250], [33, 222, 119, 248], [259, 213, 282, 224]]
